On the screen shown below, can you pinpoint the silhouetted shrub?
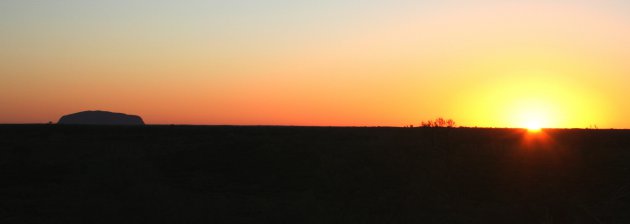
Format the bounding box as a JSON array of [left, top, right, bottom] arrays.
[[421, 117, 456, 128]]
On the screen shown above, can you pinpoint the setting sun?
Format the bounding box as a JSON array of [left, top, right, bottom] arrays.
[[519, 108, 548, 132], [525, 120, 542, 132]]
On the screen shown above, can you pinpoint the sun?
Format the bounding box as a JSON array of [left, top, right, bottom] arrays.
[[525, 120, 542, 132], [519, 109, 548, 132], [506, 98, 554, 132], [514, 103, 550, 132]]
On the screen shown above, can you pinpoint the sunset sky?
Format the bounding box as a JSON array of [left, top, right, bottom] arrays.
[[2, 1, 630, 128]]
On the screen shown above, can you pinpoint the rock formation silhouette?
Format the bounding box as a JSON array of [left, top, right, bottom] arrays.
[[57, 110, 145, 125]]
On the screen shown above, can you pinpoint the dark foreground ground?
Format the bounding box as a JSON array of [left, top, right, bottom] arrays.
[[1, 125, 630, 223]]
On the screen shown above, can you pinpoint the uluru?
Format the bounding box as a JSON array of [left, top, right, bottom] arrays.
[[57, 110, 145, 125]]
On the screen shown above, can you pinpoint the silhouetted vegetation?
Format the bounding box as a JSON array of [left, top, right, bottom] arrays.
[[421, 117, 456, 127]]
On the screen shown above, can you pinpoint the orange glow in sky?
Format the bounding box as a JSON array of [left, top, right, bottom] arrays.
[[1, 1, 629, 128]]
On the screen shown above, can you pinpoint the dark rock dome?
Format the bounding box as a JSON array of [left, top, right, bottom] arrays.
[[58, 110, 144, 125]]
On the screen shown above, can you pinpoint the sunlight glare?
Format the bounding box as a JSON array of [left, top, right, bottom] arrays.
[[515, 100, 549, 132], [525, 120, 542, 132]]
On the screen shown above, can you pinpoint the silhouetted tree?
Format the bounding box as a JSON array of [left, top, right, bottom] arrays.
[[421, 117, 456, 128], [446, 119, 455, 127]]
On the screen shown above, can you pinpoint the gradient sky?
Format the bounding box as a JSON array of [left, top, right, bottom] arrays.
[[2, 0, 630, 128]]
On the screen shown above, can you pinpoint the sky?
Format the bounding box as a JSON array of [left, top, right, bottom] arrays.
[[2, 0, 630, 128]]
